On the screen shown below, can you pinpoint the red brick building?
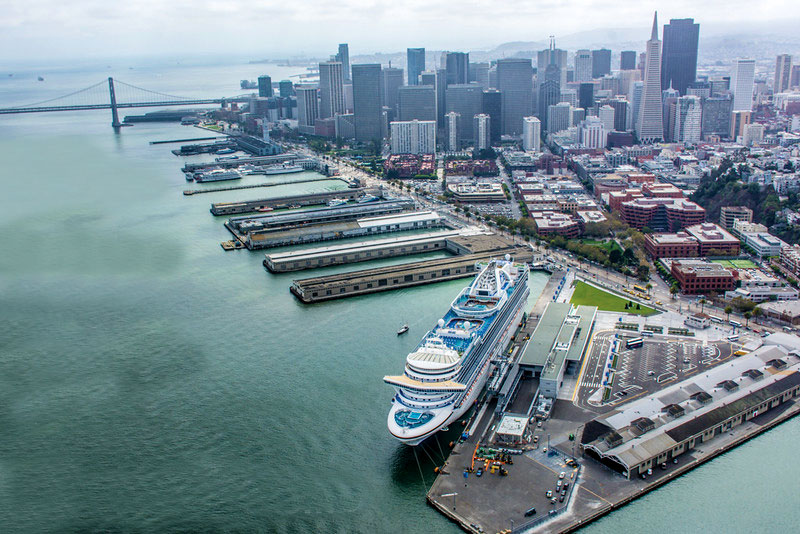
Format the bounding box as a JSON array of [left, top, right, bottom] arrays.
[[684, 223, 741, 256], [621, 198, 705, 231], [671, 261, 736, 295], [644, 233, 699, 258], [532, 211, 581, 238]]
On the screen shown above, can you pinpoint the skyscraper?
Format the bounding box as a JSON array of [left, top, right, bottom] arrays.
[[397, 86, 436, 122], [337, 44, 351, 82], [445, 84, 482, 143], [538, 46, 567, 86], [637, 12, 664, 143], [407, 48, 425, 86], [661, 18, 699, 95], [701, 95, 732, 139], [575, 50, 593, 82], [380, 67, 404, 119], [390, 120, 436, 154], [497, 58, 533, 136], [607, 98, 631, 131], [352, 64, 382, 142], [620, 51, 637, 71], [599, 105, 615, 132], [474, 114, 491, 150], [258, 75, 273, 98], [445, 52, 469, 85], [539, 39, 562, 132], [482, 89, 502, 144], [547, 102, 571, 134], [671, 95, 702, 143], [318, 61, 345, 118], [579, 116, 607, 149], [522, 116, 541, 151], [471, 63, 490, 88], [296, 85, 319, 135], [629, 81, 643, 129], [445, 112, 459, 151], [775, 54, 793, 93], [730, 59, 756, 112], [278, 80, 294, 97], [592, 49, 612, 79], [578, 83, 595, 112]]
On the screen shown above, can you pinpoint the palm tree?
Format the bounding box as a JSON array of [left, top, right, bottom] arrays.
[[725, 306, 733, 321], [752, 307, 763, 325], [699, 298, 707, 313], [646, 283, 653, 295], [670, 283, 680, 300], [744, 311, 752, 327]]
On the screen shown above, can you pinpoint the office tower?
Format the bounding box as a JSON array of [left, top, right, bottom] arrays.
[[547, 102, 571, 134], [538, 45, 567, 86], [258, 75, 273, 98], [701, 95, 732, 138], [730, 110, 752, 140], [775, 54, 793, 93], [336, 44, 351, 82], [637, 12, 664, 143], [335, 113, 356, 139], [575, 50, 593, 82], [343, 83, 354, 112], [318, 61, 345, 118], [474, 114, 491, 150], [445, 84, 482, 143], [686, 82, 711, 99], [445, 112, 459, 151], [390, 120, 436, 154], [407, 48, 425, 86], [621, 51, 637, 71], [422, 69, 447, 128], [661, 18, 700, 94], [599, 105, 615, 132], [278, 80, 294, 97], [380, 67, 404, 119], [488, 66, 498, 90], [572, 107, 586, 126], [792, 65, 800, 88], [730, 59, 756, 112], [619, 69, 641, 98], [445, 52, 469, 85], [539, 39, 562, 132], [522, 116, 541, 151], [592, 49, 612, 78], [471, 63, 490, 88], [397, 85, 436, 122], [567, 69, 575, 83], [497, 58, 533, 136], [560, 88, 578, 108], [579, 116, 607, 149], [671, 95, 702, 142], [578, 83, 594, 112], [662, 85, 679, 139], [296, 85, 319, 134], [743, 123, 765, 146], [482, 89, 502, 144], [608, 98, 630, 131], [351, 64, 382, 142]]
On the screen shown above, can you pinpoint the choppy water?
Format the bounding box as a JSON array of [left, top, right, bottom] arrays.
[[1, 58, 799, 533]]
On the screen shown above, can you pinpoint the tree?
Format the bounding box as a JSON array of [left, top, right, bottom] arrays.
[[646, 283, 653, 295], [752, 307, 763, 324], [744, 311, 752, 327], [725, 306, 733, 321], [670, 283, 680, 299], [699, 298, 707, 313]]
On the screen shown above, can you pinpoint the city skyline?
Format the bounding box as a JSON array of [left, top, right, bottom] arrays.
[[2, 2, 800, 61]]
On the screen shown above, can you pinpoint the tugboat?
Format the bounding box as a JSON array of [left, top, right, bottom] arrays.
[[397, 324, 409, 335]]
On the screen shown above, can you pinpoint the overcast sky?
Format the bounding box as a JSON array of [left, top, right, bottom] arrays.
[[2, 0, 798, 61]]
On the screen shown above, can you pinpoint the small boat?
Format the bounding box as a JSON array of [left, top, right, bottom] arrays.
[[37, 76, 44, 81], [216, 148, 236, 155], [185, 173, 194, 181], [397, 324, 409, 335], [328, 198, 347, 207], [257, 206, 273, 213]]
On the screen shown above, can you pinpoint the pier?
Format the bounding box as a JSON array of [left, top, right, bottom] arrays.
[[183, 154, 302, 173], [183, 176, 348, 196], [150, 136, 226, 145], [210, 187, 379, 215]]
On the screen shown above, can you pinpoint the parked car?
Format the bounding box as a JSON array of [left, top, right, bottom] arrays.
[[524, 507, 537, 517], [476, 468, 483, 477], [546, 490, 553, 498], [559, 472, 565, 479]]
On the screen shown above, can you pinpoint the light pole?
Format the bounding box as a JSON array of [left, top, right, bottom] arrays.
[[442, 492, 458, 510]]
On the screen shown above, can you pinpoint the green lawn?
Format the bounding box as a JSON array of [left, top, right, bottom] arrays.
[[570, 281, 657, 316], [711, 259, 758, 269], [580, 239, 623, 254]]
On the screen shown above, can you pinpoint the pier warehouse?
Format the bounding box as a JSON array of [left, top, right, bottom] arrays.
[[581, 337, 800, 479]]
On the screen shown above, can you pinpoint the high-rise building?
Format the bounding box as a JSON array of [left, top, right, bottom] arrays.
[[578, 83, 595, 112], [497, 58, 533, 136], [730, 110, 752, 140], [390, 120, 436, 154], [743, 123, 765, 146], [730, 59, 756, 112], [792, 65, 800, 89], [637, 12, 664, 144], [445, 52, 469, 85], [336, 44, 351, 82], [572, 107, 586, 126], [445, 112, 460, 151], [599, 105, 615, 132], [629, 81, 643, 129], [522, 116, 541, 151], [579, 116, 607, 149], [380, 67, 404, 119], [592, 49, 612, 79], [672, 95, 702, 143], [560, 88, 578, 108], [539, 39, 562, 132], [575, 50, 593, 82], [278, 80, 294, 97], [547, 102, 572, 134], [407, 48, 425, 86], [318, 61, 345, 119], [607, 98, 631, 131], [471, 63, 490, 89], [720, 206, 753, 230], [621, 51, 637, 71], [352, 64, 383, 142], [701, 95, 732, 139], [482, 89, 502, 144], [538, 46, 567, 86], [474, 114, 491, 150], [258, 75, 273, 98], [661, 18, 699, 94], [445, 84, 483, 143], [775, 54, 793, 93], [397, 85, 436, 122], [296, 85, 319, 134], [686, 82, 711, 99], [662, 85, 679, 139]]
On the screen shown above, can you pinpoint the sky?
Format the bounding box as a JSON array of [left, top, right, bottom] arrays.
[[1, 0, 799, 62]]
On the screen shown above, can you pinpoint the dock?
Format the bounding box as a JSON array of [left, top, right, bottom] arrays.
[[183, 154, 300, 173], [150, 136, 226, 145], [264, 229, 485, 272], [210, 187, 379, 215], [183, 176, 348, 196]]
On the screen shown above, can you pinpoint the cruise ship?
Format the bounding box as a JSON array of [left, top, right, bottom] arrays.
[[263, 163, 304, 175], [193, 169, 242, 183], [384, 258, 529, 446]]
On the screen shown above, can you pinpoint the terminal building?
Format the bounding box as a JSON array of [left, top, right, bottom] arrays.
[[581, 338, 800, 479]]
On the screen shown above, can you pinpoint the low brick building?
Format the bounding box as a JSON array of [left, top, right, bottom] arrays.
[[671, 260, 736, 295]]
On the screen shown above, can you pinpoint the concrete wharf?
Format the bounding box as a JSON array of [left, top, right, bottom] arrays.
[[210, 187, 379, 215], [183, 176, 348, 196], [182, 154, 299, 173], [290, 245, 531, 303], [264, 228, 486, 272], [150, 136, 225, 145]]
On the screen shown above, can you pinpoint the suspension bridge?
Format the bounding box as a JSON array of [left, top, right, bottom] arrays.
[[0, 77, 236, 127]]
